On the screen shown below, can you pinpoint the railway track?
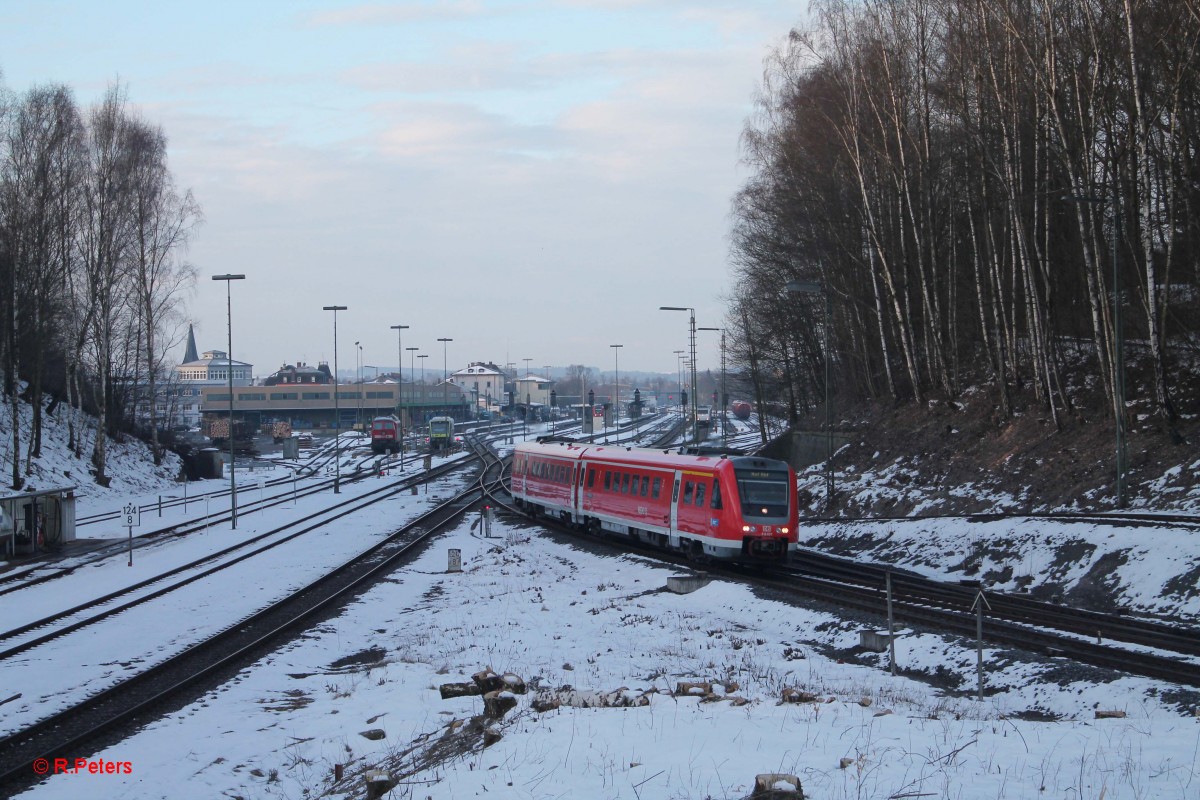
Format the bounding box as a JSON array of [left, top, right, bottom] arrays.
[[0, 436, 507, 794], [755, 560, 1200, 687], [0, 446, 444, 599], [0, 455, 474, 662], [495, 468, 1200, 690], [72, 434, 385, 526]]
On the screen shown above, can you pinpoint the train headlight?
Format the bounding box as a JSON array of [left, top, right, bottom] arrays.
[[742, 525, 751, 533], [779, 527, 789, 535]]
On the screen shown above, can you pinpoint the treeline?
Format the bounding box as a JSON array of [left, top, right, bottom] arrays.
[[0, 78, 200, 489], [728, 0, 1200, 435]]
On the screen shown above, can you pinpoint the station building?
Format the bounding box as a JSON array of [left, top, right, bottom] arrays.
[[172, 326, 254, 428], [450, 362, 505, 412], [199, 379, 471, 432]]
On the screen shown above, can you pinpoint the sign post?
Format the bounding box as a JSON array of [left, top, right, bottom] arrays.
[[123, 501, 142, 566]]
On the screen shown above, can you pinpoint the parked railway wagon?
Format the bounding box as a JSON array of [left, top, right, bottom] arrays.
[[510, 441, 798, 562], [730, 401, 753, 421], [428, 416, 456, 452], [370, 415, 402, 454]]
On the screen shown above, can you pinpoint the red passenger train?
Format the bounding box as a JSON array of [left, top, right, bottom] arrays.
[[510, 441, 798, 562]]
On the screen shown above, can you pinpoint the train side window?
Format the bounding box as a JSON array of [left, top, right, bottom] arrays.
[[621, 473, 631, 494], [587, 468, 595, 488], [604, 471, 612, 491], [652, 477, 662, 499], [683, 481, 694, 505], [695, 482, 707, 507], [711, 480, 722, 509], [640, 476, 649, 497]]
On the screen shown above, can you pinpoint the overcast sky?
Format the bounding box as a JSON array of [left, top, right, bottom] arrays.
[[2, 0, 803, 379]]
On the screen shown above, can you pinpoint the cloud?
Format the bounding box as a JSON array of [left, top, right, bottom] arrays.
[[302, 1, 490, 27]]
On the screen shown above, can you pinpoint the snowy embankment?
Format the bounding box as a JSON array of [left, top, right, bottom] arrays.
[[20, 514, 1200, 800], [1, 393, 182, 501], [5, 401, 1200, 799], [796, 450, 1200, 626]]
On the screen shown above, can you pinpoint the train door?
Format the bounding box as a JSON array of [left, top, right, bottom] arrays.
[[668, 470, 682, 549], [572, 461, 586, 523]]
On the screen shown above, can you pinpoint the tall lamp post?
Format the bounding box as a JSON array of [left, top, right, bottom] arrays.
[[522, 358, 532, 426], [610, 344, 622, 436], [786, 281, 833, 508], [212, 273, 245, 529], [354, 341, 363, 429], [391, 324, 410, 451], [698, 327, 726, 447], [364, 365, 377, 422], [322, 304, 348, 493], [673, 349, 685, 418], [438, 338, 453, 417], [661, 305, 697, 441], [1064, 194, 1126, 507], [405, 345, 418, 441], [417, 353, 429, 426]]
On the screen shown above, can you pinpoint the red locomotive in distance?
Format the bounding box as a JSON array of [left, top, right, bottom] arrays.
[[510, 440, 798, 562], [730, 401, 754, 421], [370, 415, 402, 454]]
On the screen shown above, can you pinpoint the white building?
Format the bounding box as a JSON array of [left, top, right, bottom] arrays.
[[514, 374, 552, 406], [170, 327, 254, 427], [450, 362, 506, 408]]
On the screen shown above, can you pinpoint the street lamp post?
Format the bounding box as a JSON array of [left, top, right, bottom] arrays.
[[405, 345, 418, 441], [522, 358, 533, 427], [611, 344, 622, 439], [661, 306, 697, 441], [322, 304, 348, 493], [438, 338, 453, 417], [417, 353, 428, 427], [673, 349, 685, 420], [391, 324, 409, 451], [1064, 194, 1127, 507], [354, 341, 363, 429], [212, 274, 245, 529], [786, 281, 833, 508], [698, 328, 726, 447]]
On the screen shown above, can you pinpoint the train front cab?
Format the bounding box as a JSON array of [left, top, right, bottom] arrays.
[[728, 458, 797, 561], [370, 417, 400, 454]]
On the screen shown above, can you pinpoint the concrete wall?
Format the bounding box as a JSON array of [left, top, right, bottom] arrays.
[[758, 428, 853, 470]]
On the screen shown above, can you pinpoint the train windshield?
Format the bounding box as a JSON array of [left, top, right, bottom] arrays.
[[734, 468, 790, 517], [429, 420, 453, 434]]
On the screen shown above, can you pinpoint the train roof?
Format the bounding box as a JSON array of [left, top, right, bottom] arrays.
[[513, 440, 790, 473]]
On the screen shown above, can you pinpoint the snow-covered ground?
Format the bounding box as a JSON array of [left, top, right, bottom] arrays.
[[4, 403, 1200, 798]]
